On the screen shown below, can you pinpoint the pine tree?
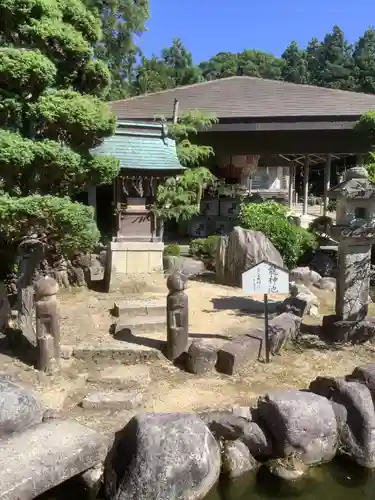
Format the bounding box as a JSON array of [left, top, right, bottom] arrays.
[[0, 0, 120, 339], [353, 27, 375, 94]]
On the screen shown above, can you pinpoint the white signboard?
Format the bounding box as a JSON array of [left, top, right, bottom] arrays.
[[241, 260, 289, 295]]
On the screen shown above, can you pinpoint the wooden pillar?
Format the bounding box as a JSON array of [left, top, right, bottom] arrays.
[[323, 155, 331, 216], [87, 186, 97, 221], [288, 164, 294, 209], [303, 155, 309, 216]]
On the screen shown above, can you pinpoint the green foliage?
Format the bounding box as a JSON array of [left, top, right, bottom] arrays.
[[189, 235, 220, 269], [0, 194, 99, 253], [0, 0, 119, 260], [132, 38, 202, 95], [84, 0, 149, 100], [281, 41, 309, 84], [356, 112, 375, 148], [199, 49, 284, 81], [163, 243, 181, 257], [152, 111, 217, 221], [238, 201, 317, 268], [189, 235, 219, 260], [0, 48, 56, 94], [35, 90, 116, 148]]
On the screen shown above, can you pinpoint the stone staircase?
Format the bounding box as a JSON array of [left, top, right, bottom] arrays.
[[113, 298, 166, 336], [70, 298, 167, 368]]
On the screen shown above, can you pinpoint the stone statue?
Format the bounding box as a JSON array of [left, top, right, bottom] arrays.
[[34, 277, 60, 373], [166, 272, 189, 361]]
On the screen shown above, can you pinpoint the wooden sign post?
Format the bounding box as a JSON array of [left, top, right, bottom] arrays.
[[241, 260, 289, 363]]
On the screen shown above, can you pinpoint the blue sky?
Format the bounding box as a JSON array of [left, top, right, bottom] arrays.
[[138, 0, 375, 63]]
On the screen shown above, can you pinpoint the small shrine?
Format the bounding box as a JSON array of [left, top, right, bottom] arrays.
[[323, 165, 375, 341], [93, 121, 184, 285]]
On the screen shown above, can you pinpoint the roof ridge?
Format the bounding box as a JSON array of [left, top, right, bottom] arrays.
[[109, 76, 375, 106], [109, 77, 239, 105]]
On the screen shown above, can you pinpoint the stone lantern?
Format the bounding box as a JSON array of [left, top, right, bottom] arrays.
[[322, 165, 375, 342]]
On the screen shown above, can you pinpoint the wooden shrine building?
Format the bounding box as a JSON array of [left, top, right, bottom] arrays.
[[106, 76, 375, 236], [92, 121, 184, 280]]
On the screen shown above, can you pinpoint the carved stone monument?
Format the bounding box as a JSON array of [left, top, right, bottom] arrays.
[[34, 277, 61, 372], [322, 166, 375, 342], [166, 272, 189, 361]]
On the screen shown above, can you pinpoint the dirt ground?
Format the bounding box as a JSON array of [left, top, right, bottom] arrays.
[[1, 276, 375, 436]]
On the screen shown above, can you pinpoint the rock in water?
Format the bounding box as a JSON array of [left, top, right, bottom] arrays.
[[311, 377, 375, 467], [0, 377, 45, 437], [104, 412, 221, 500], [216, 227, 283, 287], [222, 440, 259, 478], [257, 389, 338, 465]]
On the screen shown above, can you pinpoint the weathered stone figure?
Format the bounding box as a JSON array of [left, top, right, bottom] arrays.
[[34, 277, 60, 372], [166, 272, 189, 361]]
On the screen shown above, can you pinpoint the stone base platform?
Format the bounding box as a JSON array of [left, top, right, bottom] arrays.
[[321, 314, 375, 344], [105, 241, 165, 292], [72, 341, 165, 365]]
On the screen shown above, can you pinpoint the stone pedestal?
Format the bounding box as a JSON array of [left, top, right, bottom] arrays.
[[105, 241, 164, 292], [322, 165, 375, 344]]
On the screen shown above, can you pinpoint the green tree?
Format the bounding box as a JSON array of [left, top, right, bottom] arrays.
[[199, 50, 284, 81], [237, 50, 284, 79], [132, 38, 201, 95], [133, 55, 173, 94], [199, 52, 239, 80], [161, 38, 202, 87], [281, 41, 310, 84], [306, 26, 355, 90], [84, 0, 150, 100], [353, 28, 375, 94], [152, 111, 217, 221], [0, 0, 120, 340]]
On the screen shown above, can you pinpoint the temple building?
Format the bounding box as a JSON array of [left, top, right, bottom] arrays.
[[105, 76, 375, 234]]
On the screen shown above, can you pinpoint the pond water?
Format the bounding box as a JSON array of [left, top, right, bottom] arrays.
[[205, 458, 375, 500]]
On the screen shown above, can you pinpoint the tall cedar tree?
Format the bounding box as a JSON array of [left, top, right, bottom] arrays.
[[0, 0, 120, 339], [84, 0, 149, 100]]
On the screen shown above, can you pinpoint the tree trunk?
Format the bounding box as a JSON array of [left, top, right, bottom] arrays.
[[16, 239, 45, 346]]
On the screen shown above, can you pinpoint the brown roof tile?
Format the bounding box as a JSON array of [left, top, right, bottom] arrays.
[[109, 76, 375, 121]]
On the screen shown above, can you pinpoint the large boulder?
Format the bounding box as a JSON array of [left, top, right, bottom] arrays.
[[0, 378, 45, 437], [257, 389, 338, 465], [216, 227, 283, 287], [310, 377, 375, 467], [199, 410, 273, 457], [104, 412, 220, 500]]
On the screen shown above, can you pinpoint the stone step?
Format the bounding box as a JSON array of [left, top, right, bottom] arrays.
[[73, 341, 164, 365], [0, 419, 108, 500], [115, 316, 166, 337], [113, 298, 166, 319], [80, 390, 143, 411], [88, 364, 151, 387]]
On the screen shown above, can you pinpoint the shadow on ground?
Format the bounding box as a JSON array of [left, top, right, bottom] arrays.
[[0, 329, 36, 366], [111, 324, 167, 353], [211, 296, 283, 316]]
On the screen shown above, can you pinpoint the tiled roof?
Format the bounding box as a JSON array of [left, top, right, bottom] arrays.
[[109, 76, 375, 120], [92, 121, 184, 172]]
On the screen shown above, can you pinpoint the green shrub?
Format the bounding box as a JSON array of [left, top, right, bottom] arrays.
[[327, 199, 337, 212], [238, 201, 317, 268], [164, 243, 181, 257], [189, 235, 220, 269]]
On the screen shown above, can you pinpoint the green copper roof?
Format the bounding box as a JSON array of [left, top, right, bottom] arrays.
[[92, 121, 185, 172]]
